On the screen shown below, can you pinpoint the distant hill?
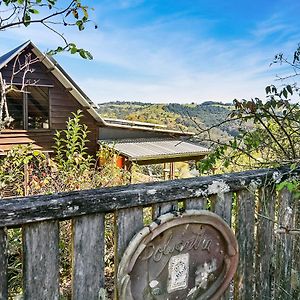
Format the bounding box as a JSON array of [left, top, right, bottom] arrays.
[[97, 101, 239, 144]]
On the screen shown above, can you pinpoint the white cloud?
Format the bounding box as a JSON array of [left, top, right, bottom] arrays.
[[78, 69, 270, 103], [1, 6, 300, 104]]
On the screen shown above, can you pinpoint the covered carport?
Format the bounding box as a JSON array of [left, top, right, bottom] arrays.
[[99, 138, 210, 181]]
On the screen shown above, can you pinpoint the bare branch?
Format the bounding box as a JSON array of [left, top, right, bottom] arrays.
[[0, 1, 76, 30]]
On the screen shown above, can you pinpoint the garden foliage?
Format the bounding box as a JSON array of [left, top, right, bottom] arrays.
[[1, 110, 127, 298]]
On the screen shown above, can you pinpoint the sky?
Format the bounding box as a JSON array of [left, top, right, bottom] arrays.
[[1, 0, 300, 103]]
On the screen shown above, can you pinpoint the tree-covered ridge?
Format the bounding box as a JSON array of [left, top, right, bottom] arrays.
[[97, 101, 236, 140]]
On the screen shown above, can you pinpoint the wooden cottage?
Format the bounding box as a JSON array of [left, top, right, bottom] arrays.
[[0, 41, 209, 172], [0, 41, 103, 155]]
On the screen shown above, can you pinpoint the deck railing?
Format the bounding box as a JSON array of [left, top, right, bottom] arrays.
[[0, 166, 299, 299]]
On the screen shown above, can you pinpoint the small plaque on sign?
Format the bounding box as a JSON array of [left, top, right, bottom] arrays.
[[117, 210, 238, 300], [167, 253, 189, 293]]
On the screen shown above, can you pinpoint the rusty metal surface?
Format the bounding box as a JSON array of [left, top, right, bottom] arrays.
[[118, 210, 239, 300]]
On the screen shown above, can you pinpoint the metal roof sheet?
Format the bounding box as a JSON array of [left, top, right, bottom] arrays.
[[102, 139, 210, 161], [0, 41, 31, 69], [102, 118, 194, 136]]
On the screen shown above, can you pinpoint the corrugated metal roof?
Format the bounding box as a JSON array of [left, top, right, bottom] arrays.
[[102, 139, 210, 161]]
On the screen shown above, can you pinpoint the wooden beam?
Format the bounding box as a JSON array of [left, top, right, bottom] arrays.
[[0, 166, 297, 228], [0, 228, 8, 300], [132, 155, 205, 165]]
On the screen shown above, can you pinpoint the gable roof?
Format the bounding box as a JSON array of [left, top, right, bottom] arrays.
[[0, 41, 31, 69], [0, 40, 104, 124]]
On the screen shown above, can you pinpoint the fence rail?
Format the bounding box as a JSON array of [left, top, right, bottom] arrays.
[[0, 166, 299, 299]]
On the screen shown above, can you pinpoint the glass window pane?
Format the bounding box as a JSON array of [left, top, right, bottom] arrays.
[[27, 86, 49, 129], [6, 86, 23, 129]]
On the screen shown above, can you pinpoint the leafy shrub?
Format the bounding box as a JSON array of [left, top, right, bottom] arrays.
[[1, 110, 128, 299]]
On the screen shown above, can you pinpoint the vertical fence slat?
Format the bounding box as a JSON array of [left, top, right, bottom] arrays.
[[152, 201, 177, 219], [185, 196, 206, 210], [23, 221, 59, 300], [0, 228, 8, 300], [72, 213, 105, 300], [211, 192, 233, 225], [234, 190, 255, 300], [274, 189, 294, 299], [292, 195, 300, 299], [211, 192, 233, 300], [115, 207, 143, 299], [255, 187, 276, 300]]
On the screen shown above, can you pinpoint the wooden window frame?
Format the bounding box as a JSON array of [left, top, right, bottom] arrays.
[[7, 85, 51, 131]]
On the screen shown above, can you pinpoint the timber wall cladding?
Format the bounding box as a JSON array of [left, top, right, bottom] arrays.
[[0, 46, 99, 154], [0, 167, 299, 299]]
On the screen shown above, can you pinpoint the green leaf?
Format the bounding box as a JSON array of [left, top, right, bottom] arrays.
[[83, 50, 93, 60], [271, 86, 277, 94], [72, 9, 79, 19], [70, 47, 77, 54], [24, 13, 31, 26], [76, 20, 84, 31], [28, 8, 39, 14], [33, 150, 40, 157], [282, 88, 288, 99], [79, 49, 93, 60], [290, 163, 297, 170], [82, 7, 89, 18], [286, 85, 293, 95], [276, 182, 287, 191]]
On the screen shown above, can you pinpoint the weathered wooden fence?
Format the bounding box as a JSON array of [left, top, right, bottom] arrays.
[[0, 167, 299, 299]]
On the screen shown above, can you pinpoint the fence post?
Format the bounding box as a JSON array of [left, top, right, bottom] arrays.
[[23, 221, 60, 300], [115, 207, 143, 299], [72, 214, 105, 300], [234, 189, 255, 300], [255, 186, 276, 300], [211, 192, 233, 300], [185, 196, 207, 210], [0, 228, 8, 300], [292, 195, 300, 299], [274, 188, 294, 299]]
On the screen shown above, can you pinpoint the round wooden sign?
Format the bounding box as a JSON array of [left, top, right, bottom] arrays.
[[117, 210, 238, 300]]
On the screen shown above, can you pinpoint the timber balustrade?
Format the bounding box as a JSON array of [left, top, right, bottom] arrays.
[[0, 166, 299, 299]]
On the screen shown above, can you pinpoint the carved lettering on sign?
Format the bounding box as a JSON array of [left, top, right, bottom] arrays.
[[141, 230, 212, 262]]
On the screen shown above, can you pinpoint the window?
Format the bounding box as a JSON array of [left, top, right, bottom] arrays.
[[7, 86, 50, 130], [6, 87, 23, 129]]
